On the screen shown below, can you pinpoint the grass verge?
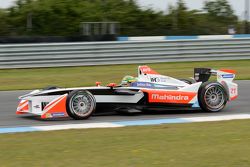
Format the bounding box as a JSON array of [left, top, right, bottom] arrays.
[[0, 60, 250, 91], [1, 120, 250, 167]]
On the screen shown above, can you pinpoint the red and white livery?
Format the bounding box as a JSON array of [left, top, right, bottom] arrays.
[[16, 66, 238, 120]]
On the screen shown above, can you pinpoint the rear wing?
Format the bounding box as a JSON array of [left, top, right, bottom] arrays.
[[195, 68, 238, 101], [194, 68, 236, 83]]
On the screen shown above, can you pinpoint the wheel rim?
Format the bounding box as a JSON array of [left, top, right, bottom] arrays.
[[204, 85, 225, 110], [70, 92, 94, 117]]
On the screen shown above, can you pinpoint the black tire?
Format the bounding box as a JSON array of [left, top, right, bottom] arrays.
[[66, 90, 96, 120], [179, 78, 196, 84], [198, 82, 227, 112]]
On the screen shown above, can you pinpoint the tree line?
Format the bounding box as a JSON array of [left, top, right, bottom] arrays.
[[0, 0, 246, 36]]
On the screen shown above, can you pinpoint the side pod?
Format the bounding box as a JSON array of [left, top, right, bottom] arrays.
[[41, 94, 69, 119]]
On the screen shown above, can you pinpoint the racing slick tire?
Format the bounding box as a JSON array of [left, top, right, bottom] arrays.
[[198, 82, 227, 112], [66, 90, 96, 120]]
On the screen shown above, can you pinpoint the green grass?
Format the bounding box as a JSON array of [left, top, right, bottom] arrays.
[[1, 120, 250, 167], [0, 59, 250, 91]]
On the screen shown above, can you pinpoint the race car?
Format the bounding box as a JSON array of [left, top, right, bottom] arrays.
[[16, 65, 238, 120]]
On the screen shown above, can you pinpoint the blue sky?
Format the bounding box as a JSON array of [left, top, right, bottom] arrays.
[[0, 0, 247, 18]]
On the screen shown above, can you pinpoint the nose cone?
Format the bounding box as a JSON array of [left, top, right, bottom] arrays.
[[16, 100, 29, 114]]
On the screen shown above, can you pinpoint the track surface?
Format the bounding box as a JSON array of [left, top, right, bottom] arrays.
[[0, 81, 249, 128]]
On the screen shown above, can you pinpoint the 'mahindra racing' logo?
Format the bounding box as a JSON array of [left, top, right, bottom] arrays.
[[145, 90, 197, 104], [151, 94, 189, 101]]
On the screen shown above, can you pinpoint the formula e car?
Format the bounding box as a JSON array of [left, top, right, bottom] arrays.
[[16, 66, 238, 120]]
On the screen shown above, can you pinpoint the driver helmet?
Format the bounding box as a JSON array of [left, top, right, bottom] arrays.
[[121, 75, 138, 86]]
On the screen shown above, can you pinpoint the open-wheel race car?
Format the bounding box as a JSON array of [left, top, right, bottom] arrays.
[[16, 66, 238, 120]]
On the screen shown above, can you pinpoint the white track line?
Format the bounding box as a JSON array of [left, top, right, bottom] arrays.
[[1, 114, 250, 134]]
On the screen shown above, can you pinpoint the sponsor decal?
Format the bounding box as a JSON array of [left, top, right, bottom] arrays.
[[34, 105, 40, 109], [51, 112, 66, 117], [131, 82, 154, 88], [131, 82, 175, 89], [160, 77, 167, 82], [150, 77, 167, 83], [222, 74, 234, 78], [150, 77, 160, 82], [46, 113, 52, 118], [45, 112, 65, 118], [154, 84, 173, 88], [152, 94, 189, 101], [143, 90, 197, 104]]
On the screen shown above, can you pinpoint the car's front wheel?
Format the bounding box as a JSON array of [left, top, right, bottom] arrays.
[[66, 90, 96, 120], [198, 82, 227, 112]]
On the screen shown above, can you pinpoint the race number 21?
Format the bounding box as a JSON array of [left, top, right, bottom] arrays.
[[230, 88, 237, 94]]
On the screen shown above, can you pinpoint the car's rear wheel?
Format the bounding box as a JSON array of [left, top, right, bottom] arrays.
[[66, 90, 96, 120], [198, 82, 227, 112]]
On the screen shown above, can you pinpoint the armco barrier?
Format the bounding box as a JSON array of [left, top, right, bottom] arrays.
[[118, 34, 250, 41], [1, 37, 250, 69]]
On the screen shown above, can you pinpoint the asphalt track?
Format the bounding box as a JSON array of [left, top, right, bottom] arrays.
[[0, 80, 249, 128]]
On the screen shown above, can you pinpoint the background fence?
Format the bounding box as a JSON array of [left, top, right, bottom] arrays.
[[1, 37, 250, 69]]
